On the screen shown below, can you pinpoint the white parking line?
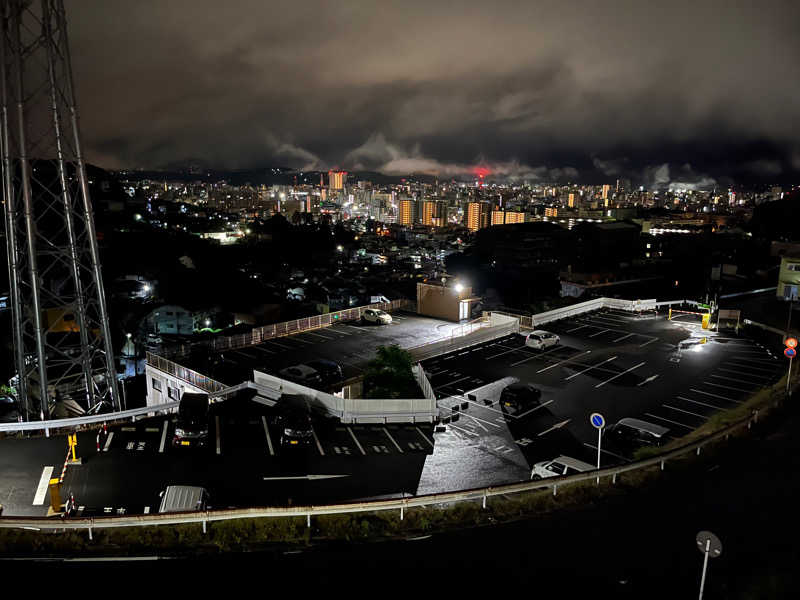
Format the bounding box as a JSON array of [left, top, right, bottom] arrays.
[[537, 350, 592, 373], [644, 412, 694, 429], [509, 345, 562, 367], [690, 388, 742, 404], [487, 345, 526, 360], [613, 333, 635, 342], [215, 416, 221, 455], [725, 362, 776, 373], [383, 428, 403, 453], [312, 425, 325, 456], [252, 345, 275, 355], [463, 414, 488, 432], [158, 419, 168, 453], [584, 443, 631, 463], [662, 404, 708, 420], [449, 423, 480, 437], [103, 431, 114, 451], [594, 361, 646, 388], [305, 331, 332, 341], [588, 329, 610, 338], [415, 427, 434, 448], [716, 367, 771, 380], [462, 412, 503, 428], [263, 339, 293, 350], [330, 327, 351, 335], [639, 338, 658, 347], [262, 416, 274, 456], [433, 375, 471, 390], [703, 381, 752, 393], [514, 399, 554, 419], [677, 396, 724, 411], [709, 374, 760, 387], [567, 325, 589, 333], [565, 356, 617, 380], [347, 427, 366, 455], [32, 466, 54, 505]]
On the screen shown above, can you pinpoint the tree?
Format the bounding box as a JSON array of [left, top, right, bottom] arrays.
[[363, 344, 419, 399]]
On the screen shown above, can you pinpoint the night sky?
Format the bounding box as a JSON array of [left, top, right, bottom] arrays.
[[65, 0, 800, 186]]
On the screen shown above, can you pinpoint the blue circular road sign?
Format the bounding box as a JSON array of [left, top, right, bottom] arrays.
[[590, 412, 605, 429], [786, 348, 797, 358]]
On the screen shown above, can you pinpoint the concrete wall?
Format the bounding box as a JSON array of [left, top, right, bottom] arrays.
[[417, 282, 474, 321]]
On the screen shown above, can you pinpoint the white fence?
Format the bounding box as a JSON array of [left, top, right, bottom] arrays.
[[407, 313, 519, 362]]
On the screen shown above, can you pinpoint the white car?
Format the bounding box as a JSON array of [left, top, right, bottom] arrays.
[[530, 456, 595, 480], [361, 308, 392, 325], [524, 330, 560, 350]]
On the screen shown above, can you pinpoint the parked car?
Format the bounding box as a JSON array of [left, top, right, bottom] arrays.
[[604, 417, 669, 449], [361, 308, 392, 325], [524, 330, 560, 351], [172, 392, 209, 448], [530, 455, 595, 480], [305, 359, 343, 384], [278, 364, 322, 386], [499, 383, 542, 416], [0, 394, 18, 415], [277, 409, 314, 448]]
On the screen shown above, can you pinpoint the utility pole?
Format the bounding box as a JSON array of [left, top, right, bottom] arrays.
[[1, 0, 119, 420]]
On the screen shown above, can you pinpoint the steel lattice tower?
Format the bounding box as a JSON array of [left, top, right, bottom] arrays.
[[1, 0, 118, 420]]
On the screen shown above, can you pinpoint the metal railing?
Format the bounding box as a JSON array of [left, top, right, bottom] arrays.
[[0, 396, 769, 535], [406, 314, 518, 363], [146, 352, 226, 394], [163, 298, 416, 358]]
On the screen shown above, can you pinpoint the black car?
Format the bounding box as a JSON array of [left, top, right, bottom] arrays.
[[172, 392, 210, 448], [305, 359, 343, 385], [0, 394, 18, 414], [604, 418, 669, 449], [277, 408, 314, 448], [499, 383, 542, 416]]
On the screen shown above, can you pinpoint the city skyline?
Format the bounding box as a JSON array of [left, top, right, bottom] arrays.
[[65, 0, 800, 185]]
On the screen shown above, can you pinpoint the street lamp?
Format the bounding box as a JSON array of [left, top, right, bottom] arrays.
[[454, 283, 464, 293]]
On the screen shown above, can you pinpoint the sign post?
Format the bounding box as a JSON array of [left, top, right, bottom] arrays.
[[589, 412, 605, 484], [785, 338, 797, 396], [695, 531, 722, 600]]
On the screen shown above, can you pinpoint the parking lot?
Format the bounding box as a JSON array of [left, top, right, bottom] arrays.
[[204, 311, 462, 386], [417, 307, 783, 492]]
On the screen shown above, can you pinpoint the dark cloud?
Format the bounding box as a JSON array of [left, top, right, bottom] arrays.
[[65, 0, 800, 184]]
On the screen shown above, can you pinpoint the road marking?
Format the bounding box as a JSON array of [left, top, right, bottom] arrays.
[[514, 399, 554, 419], [103, 431, 114, 452], [588, 329, 610, 338], [689, 388, 742, 403], [383, 427, 403, 453], [463, 414, 488, 432], [449, 423, 480, 437], [644, 412, 694, 429], [725, 362, 776, 373], [158, 419, 168, 453], [231, 349, 256, 361], [215, 416, 221, 455], [415, 427, 434, 448], [589, 315, 629, 325], [262, 416, 274, 456], [433, 375, 471, 391], [263, 339, 293, 350], [144, 506, 150, 514], [567, 325, 589, 333], [347, 427, 366, 455], [144, 427, 160, 433], [344, 325, 365, 332], [537, 419, 571, 436], [637, 374, 660, 387], [662, 404, 708, 420], [594, 361, 646, 388], [565, 356, 617, 380], [613, 333, 635, 342], [305, 331, 332, 340], [639, 338, 658, 347], [537, 350, 592, 373], [486, 345, 526, 360], [311, 425, 325, 456], [709, 374, 760, 387], [330, 327, 351, 335], [677, 396, 724, 411], [509, 345, 561, 367], [252, 345, 275, 355], [263, 474, 349, 481], [32, 466, 54, 505], [716, 367, 771, 380], [584, 443, 631, 463], [703, 381, 752, 393]]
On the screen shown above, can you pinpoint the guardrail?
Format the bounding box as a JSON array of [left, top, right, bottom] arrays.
[[0, 394, 769, 536], [163, 298, 416, 358], [146, 352, 226, 394], [406, 313, 518, 363]]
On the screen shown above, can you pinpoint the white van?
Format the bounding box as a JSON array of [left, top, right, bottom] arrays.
[[530, 456, 595, 480]]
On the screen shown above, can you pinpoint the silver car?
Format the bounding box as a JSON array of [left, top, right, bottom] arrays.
[[524, 330, 560, 350]]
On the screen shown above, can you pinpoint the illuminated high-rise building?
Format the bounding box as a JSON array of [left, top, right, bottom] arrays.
[[398, 199, 416, 225], [491, 210, 526, 225], [544, 207, 558, 217], [421, 200, 444, 226], [602, 184, 611, 200], [568, 193, 577, 208], [466, 202, 490, 231], [328, 170, 347, 190]]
